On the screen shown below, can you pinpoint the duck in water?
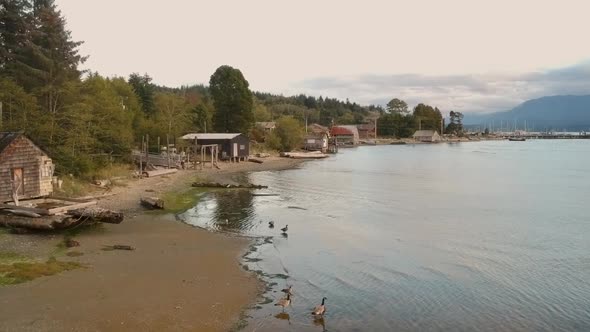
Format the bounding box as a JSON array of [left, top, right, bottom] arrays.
[[281, 285, 293, 295], [269, 221, 274, 228], [281, 225, 288, 233]]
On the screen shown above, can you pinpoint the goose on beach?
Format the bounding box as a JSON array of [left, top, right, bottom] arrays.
[[312, 297, 327, 316], [281, 225, 288, 232], [275, 294, 291, 311], [269, 221, 274, 228], [281, 285, 293, 295]]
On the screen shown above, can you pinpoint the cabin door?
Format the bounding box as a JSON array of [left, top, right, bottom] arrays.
[[233, 143, 238, 157], [12, 168, 24, 195]]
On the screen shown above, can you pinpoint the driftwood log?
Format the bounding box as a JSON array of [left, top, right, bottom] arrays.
[[249, 158, 264, 164], [0, 207, 124, 231], [0, 215, 81, 230], [191, 182, 268, 189], [140, 197, 165, 209], [68, 207, 124, 224]]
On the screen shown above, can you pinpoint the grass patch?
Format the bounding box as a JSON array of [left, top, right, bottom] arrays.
[[56, 176, 94, 198], [160, 188, 204, 213], [0, 256, 82, 285]]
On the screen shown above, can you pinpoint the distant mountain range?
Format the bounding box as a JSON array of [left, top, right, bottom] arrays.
[[463, 95, 590, 131]]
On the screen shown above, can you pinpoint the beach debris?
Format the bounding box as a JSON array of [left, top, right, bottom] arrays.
[[192, 182, 268, 189], [255, 153, 270, 158], [69, 207, 124, 224], [252, 193, 279, 197], [0, 207, 124, 231], [269, 221, 274, 228], [5, 209, 41, 218], [275, 294, 291, 312], [143, 168, 178, 178], [140, 196, 165, 210], [312, 297, 327, 317], [65, 239, 80, 248], [287, 206, 307, 210], [103, 244, 135, 251], [249, 158, 264, 164]]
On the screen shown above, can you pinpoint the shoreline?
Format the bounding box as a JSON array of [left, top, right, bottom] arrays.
[[0, 156, 306, 332]]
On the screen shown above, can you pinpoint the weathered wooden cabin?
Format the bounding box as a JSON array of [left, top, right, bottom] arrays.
[[181, 133, 250, 161], [413, 130, 441, 142], [304, 132, 329, 152], [0, 132, 54, 202]]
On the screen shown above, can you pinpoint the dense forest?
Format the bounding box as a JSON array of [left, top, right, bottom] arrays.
[[0, 0, 455, 177]]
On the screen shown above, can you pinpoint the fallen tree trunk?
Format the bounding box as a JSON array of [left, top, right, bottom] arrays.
[[140, 197, 165, 210], [249, 158, 264, 164], [68, 207, 124, 224], [0, 215, 65, 230], [191, 182, 268, 189]]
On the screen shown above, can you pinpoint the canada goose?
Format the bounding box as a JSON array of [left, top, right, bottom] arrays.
[[281, 225, 288, 232], [269, 221, 274, 228], [312, 297, 327, 316], [275, 294, 291, 311], [281, 285, 293, 295]]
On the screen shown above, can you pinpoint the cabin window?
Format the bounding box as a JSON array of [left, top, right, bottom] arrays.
[[240, 145, 245, 150], [40, 162, 54, 178]]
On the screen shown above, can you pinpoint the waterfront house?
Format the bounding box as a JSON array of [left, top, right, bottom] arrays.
[[255, 122, 276, 132], [304, 132, 329, 152], [330, 126, 359, 145], [308, 123, 330, 135], [413, 130, 441, 142], [0, 132, 54, 202], [357, 123, 376, 139], [181, 133, 250, 161]]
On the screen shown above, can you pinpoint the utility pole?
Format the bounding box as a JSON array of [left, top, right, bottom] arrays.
[[374, 118, 378, 138], [0, 101, 2, 129]]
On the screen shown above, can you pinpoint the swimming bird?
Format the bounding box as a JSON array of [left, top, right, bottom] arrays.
[[269, 221, 274, 228], [275, 294, 291, 311], [281, 285, 293, 295], [312, 297, 327, 316], [281, 225, 288, 233]]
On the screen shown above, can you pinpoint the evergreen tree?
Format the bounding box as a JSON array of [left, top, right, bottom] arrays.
[[209, 65, 254, 134], [128, 73, 155, 117]]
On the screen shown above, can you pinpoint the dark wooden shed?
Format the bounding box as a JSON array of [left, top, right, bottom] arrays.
[[0, 132, 54, 202], [181, 133, 250, 161]]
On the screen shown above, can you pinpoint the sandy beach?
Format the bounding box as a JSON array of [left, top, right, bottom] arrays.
[[0, 156, 304, 332]]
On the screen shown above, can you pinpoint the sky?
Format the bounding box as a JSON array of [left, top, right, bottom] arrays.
[[55, 0, 590, 113]]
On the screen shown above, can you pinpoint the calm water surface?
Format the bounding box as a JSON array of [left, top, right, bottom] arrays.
[[181, 140, 590, 331]]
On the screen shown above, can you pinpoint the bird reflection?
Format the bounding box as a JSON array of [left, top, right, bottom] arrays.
[[281, 232, 288, 238], [313, 316, 327, 331], [274, 312, 291, 324]]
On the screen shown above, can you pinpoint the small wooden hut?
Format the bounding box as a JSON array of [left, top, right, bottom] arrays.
[[181, 133, 250, 161], [0, 132, 54, 202]]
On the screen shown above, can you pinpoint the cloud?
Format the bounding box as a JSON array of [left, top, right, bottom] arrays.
[[291, 62, 590, 113]]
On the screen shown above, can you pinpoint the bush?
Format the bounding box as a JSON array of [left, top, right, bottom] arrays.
[[274, 116, 304, 151]]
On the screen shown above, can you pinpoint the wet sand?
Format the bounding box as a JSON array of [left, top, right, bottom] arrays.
[[0, 156, 305, 332]]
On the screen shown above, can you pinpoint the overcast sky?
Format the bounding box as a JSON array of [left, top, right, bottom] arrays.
[[55, 0, 590, 113]]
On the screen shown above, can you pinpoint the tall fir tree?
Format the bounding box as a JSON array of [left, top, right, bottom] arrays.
[[209, 65, 254, 134]]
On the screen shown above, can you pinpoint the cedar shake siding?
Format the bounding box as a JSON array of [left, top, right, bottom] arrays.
[[0, 133, 54, 202]]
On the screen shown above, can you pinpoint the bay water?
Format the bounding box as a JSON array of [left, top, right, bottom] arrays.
[[181, 140, 590, 331]]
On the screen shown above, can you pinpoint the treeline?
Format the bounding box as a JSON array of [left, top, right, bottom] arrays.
[[0, 0, 462, 177], [252, 92, 384, 126]]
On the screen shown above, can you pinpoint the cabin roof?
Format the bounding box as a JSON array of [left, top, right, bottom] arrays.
[[413, 130, 438, 137], [181, 133, 242, 140], [330, 127, 354, 136], [0, 132, 21, 153]]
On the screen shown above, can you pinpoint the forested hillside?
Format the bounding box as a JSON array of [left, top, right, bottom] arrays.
[[0, 0, 451, 176]]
